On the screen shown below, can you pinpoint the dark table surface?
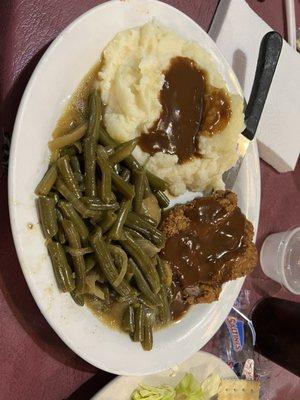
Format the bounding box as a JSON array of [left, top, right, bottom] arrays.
[[1, 1, 300, 399]]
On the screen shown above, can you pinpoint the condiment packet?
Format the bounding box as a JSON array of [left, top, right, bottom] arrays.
[[213, 290, 270, 399]]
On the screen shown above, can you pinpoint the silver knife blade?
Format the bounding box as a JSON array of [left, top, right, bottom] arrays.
[[223, 135, 249, 190]]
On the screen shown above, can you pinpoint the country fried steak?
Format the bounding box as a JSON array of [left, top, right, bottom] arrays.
[[159, 190, 257, 312]]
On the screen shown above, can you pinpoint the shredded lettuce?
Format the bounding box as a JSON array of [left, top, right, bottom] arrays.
[[131, 384, 175, 400], [200, 373, 221, 400], [130, 373, 221, 400], [175, 373, 204, 400]]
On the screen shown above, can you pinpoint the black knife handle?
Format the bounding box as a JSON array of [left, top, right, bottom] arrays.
[[243, 31, 283, 140]]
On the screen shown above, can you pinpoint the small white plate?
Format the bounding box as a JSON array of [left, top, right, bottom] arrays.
[[91, 351, 237, 400], [9, 0, 260, 375]]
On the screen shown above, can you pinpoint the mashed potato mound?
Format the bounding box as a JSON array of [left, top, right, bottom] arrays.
[[99, 22, 244, 195]]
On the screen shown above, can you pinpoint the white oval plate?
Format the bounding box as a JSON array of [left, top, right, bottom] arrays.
[[91, 351, 237, 400], [9, 0, 260, 375]]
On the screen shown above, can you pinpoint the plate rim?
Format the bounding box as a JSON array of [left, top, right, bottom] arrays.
[[8, 0, 261, 375]]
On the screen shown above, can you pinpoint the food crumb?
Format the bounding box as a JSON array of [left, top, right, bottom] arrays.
[[169, 365, 179, 377], [297, 38, 300, 52], [27, 223, 34, 230]]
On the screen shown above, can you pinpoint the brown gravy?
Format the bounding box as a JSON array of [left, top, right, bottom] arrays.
[[139, 56, 231, 163], [52, 61, 102, 139], [202, 89, 231, 135], [160, 197, 246, 319], [85, 296, 127, 331]]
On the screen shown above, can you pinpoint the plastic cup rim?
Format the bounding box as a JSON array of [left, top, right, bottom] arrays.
[[277, 226, 300, 295]]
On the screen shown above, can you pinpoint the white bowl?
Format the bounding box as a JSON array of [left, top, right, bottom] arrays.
[[8, 0, 260, 375]]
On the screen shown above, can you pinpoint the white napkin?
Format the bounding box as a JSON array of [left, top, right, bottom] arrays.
[[209, 0, 300, 172]]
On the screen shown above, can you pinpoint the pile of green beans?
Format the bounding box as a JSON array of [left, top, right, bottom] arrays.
[[36, 90, 172, 351]]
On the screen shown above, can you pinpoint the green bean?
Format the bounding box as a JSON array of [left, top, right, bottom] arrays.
[[96, 146, 113, 203], [155, 257, 172, 322], [108, 245, 128, 287], [85, 292, 110, 312], [66, 246, 93, 256], [99, 125, 117, 148], [70, 156, 84, 183], [62, 219, 85, 294], [105, 146, 115, 156], [90, 228, 134, 296], [111, 169, 135, 199], [130, 211, 164, 238], [73, 141, 82, 154], [85, 270, 106, 299], [48, 191, 60, 204], [126, 271, 134, 283], [98, 125, 168, 191], [133, 305, 144, 343], [133, 169, 145, 214], [57, 155, 81, 198], [143, 173, 151, 197], [37, 196, 58, 238], [60, 142, 82, 156], [56, 224, 66, 244], [85, 254, 96, 272], [139, 213, 157, 227], [125, 212, 165, 247], [146, 171, 167, 192], [166, 286, 173, 304], [120, 168, 131, 182], [158, 287, 171, 324], [56, 177, 85, 213], [35, 165, 58, 196], [58, 201, 89, 242], [124, 227, 144, 241], [60, 146, 78, 157], [135, 238, 160, 258], [109, 138, 138, 166], [156, 256, 172, 287], [83, 136, 97, 197], [56, 178, 101, 219], [120, 232, 160, 294], [139, 295, 158, 310], [153, 190, 170, 208], [82, 197, 119, 211], [117, 291, 137, 304], [47, 241, 75, 292], [121, 306, 135, 333], [39, 98, 175, 350], [129, 259, 160, 306], [71, 291, 84, 306], [89, 213, 105, 227], [56, 205, 63, 221], [87, 90, 102, 141], [108, 199, 131, 240], [142, 310, 153, 351], [99, 211, 117, 233], [125, 258, 134, 282], [48, 123, 87, 152], [113, 163, 122, 175], [123, 155, 140, 172], [126, 231, 160, 257]]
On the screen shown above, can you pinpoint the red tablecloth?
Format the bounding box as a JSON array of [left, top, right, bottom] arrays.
[[0, 1, 299, 399]]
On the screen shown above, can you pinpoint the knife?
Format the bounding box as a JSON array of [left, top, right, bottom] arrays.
[[223, 31, 283, 190]]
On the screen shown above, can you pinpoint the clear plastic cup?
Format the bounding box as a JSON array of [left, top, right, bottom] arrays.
[[260, 227, 300, 294]]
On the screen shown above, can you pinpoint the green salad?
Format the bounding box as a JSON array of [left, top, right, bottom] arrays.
[[131, 372, 221, 400]]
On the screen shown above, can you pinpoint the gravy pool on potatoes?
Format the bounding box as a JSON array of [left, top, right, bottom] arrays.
[[139, 56, 231, 163]]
